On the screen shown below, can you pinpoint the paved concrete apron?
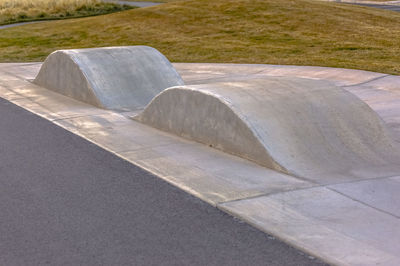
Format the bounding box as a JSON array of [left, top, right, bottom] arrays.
[[0, 97, 324, 265]]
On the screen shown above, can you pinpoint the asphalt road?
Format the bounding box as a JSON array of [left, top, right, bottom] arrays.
[[0, 97, 327, 265]]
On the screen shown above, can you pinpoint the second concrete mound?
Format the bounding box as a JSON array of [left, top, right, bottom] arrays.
[[136, 77, 400, 181], [34, 46, 184, 111]]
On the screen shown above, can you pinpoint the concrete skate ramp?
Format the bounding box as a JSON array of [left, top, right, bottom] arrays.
[[136, 77, 400, 180], [34, 46, 184, 111]]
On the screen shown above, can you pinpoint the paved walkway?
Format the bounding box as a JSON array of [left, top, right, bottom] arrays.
[[327, 0, 400, 11], [354, 2, 400, 11], [0, 21, 40, 30]]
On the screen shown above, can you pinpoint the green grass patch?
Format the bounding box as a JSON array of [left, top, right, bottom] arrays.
[[1, 0, 400, 75]]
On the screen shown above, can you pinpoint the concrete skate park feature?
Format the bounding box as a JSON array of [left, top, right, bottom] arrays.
[[4, 61, 400, 266], [136, 78, 400, 180], [34, 46, 183, 111]]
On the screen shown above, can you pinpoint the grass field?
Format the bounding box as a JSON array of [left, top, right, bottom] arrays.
[[0, 0, 399, 74], [0, 0, 133, 25]]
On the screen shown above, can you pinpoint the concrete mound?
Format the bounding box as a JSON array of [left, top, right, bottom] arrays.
[[34, 46, 184, 111], [136, 77, 400, 180]]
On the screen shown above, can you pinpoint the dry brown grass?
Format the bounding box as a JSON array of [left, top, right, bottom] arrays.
[[1, 0, 400, 74], [0, 0, 132, 25], [0, 0, 98, 8]]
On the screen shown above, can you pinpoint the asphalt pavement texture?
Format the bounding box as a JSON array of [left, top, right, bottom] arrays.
[[0, 97, 327, 266]]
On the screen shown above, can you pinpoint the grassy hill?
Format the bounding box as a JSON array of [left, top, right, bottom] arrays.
[[1, 0, 400, 74]]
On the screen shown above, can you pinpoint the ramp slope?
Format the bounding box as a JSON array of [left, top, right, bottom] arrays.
[[33, 46, 184, 111], [136, 77, 400, 181]]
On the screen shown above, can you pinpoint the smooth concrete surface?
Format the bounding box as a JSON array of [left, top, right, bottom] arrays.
[[343, 75, 400, 143], [173, 63, 388, 86], [219, 187, 400, 266], [2, 62, 400, 266], [137, 78, 400, 183], [34, 46, 183, 111], [174, 63, 400, 144], [329, 176, 400, 217]]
